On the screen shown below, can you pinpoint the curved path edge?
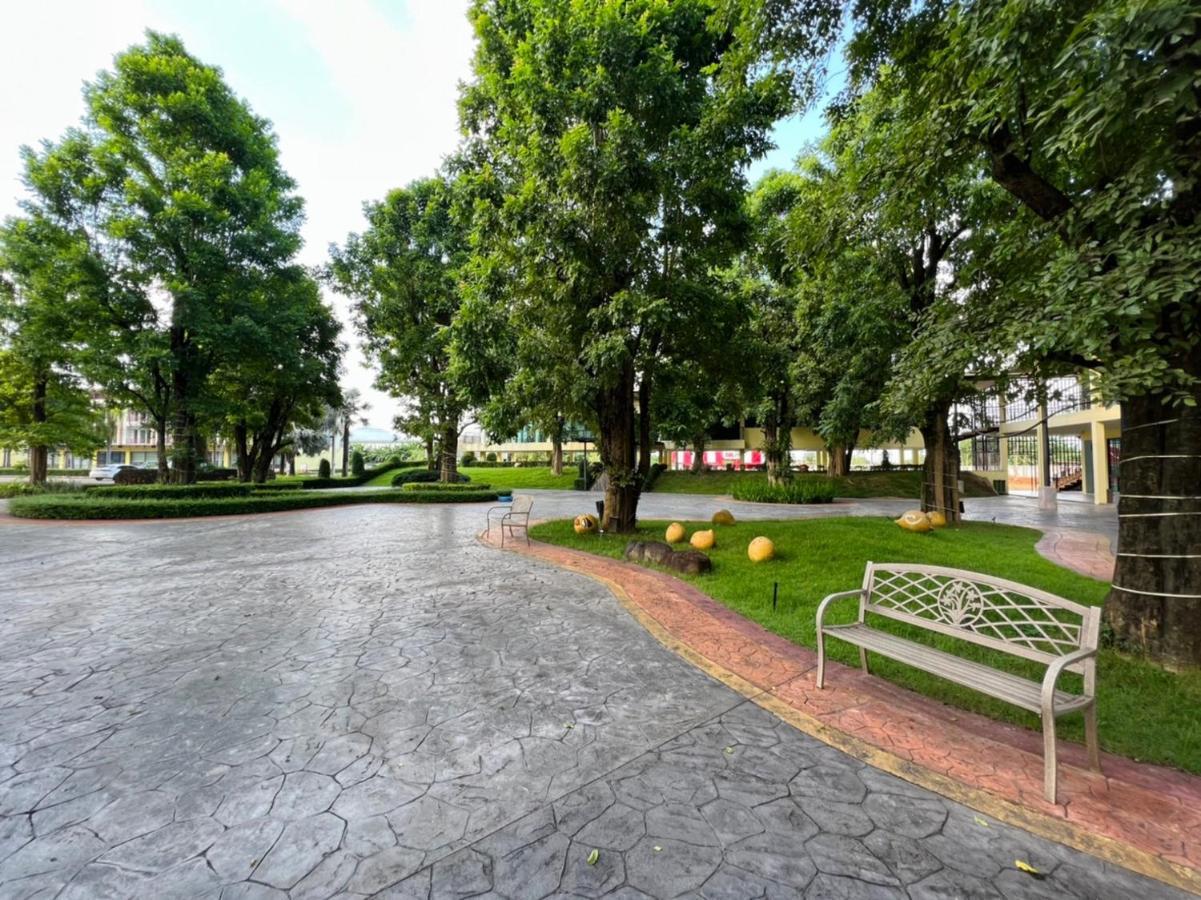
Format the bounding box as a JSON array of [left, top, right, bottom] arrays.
[[480, 528, 1201, 897]]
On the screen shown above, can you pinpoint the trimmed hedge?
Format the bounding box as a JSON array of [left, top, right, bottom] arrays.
[[730, 478, 837, 504], [400, 481, 491, 492], [301, 459, 414, 489], [392, 468, 471, 487], [86, 482, 254, 499], [8, 488, 501, 520]]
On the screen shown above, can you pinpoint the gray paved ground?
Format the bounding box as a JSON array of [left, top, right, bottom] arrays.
[[0, 498, 1167, 899]]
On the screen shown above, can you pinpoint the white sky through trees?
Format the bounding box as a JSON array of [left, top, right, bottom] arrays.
[[0, 0, 812, 434]]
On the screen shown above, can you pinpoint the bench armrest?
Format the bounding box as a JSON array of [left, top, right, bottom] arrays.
[[1040, 646, 1098, 715], [816, 589, 863, 632]]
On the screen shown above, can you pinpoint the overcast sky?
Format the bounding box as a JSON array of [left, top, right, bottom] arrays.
[[0, 0, 816, 433]]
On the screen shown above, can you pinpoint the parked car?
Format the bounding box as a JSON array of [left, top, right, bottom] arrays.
[[88, 463, 138, 481]]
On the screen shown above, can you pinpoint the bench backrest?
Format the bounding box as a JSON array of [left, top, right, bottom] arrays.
[[860, 563, 1101, 672], [510, 494, 533, 515]]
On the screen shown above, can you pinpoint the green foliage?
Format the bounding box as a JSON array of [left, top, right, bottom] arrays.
[[318, 459, 331, 479], [0, 481, 83, 499], [86, 483, 253, 499], [8, 488, 501, 520], [532, 515, 1201, 773], [484, 452, 497, 463], [460, 452, 477, 467], [351, 450, 366, 477], [730, 478, 836, 504], [400, 482, 491, 492]]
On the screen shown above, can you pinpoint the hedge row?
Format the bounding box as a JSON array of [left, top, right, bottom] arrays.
[[7, 488, 501, 520], [400, 481, 491, 492], [730, 478, 837, 504], [392, 469, 472, 487], [85, 482, 256, 499], [301, 458, 421, 489]]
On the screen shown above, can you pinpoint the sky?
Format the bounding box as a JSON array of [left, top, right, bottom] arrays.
[[0, 0, 822, 434]]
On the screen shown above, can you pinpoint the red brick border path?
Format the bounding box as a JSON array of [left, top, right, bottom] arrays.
[[1036, 528, 1116, 580], [483, 529, 1201, 895]]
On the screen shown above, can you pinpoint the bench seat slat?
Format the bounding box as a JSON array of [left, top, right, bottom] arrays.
[[822, 623, 1093, 715]]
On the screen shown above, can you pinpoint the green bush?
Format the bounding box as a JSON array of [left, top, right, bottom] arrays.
[[400, 481, 490, 492], [351, 450, 366, 477], [391, 468, 472, 487], [460, 451, 477, 466], [731, 478, 837, 504], [485, 451, 498, 462], [318, 458, 331, 479], [643, 462, 668, 492], [86, 483, 253, 499], [0, 481, 84, 499], [8, 488, 501, 520]]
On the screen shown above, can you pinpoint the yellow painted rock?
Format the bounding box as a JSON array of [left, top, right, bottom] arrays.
[[573, 514, 599, 534], [711, 509, 736, 526], [690, 529, 716, 550], [896, 510, 932, 533], [926, 510, 948, 528], [665, 522, 687, 543], [747, 536, 775, 563]]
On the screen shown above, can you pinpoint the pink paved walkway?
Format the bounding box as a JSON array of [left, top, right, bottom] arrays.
[[1036, 528, 1116, 580], [485, 530, 1201, 895]]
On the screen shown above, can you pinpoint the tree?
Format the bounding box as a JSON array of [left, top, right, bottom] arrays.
[[800, 1, 1201, 666], [335, 389, 370, 478], [0, 217, 106, 483], [19, 32, 308, 482], [459, 0, 790, 531], [328, 175, 471, 484]]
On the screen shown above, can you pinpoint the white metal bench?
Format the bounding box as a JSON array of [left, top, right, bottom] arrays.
[[816, 562, 1101, 803], [486, 494, 532, 547]]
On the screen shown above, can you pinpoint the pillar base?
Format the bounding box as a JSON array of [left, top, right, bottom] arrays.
[[1038, 486, 1058, 511]]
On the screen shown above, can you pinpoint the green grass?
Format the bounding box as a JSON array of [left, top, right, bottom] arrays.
[[457, 466, 578, 490], [530, 516, 1201, 773], [651, 469, 996, 499]]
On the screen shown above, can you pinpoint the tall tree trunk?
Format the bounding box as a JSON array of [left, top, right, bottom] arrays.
[[439, 424, 459, 483], [827, 442, 854, 477], [920, 400, 961, 524], [168, 326, 198, 483], [690, 433, 706, 474], [598, 361, 640, 532], [155, 416, 169, 481], [425, 434, 436, 471], [234, 423, 252, 482], [1105, 388, 1201, 668], [288, 454, 296, 476], [341, 419, 350, 477], [551, 419, 564, 476], [637, 372, 653, 480], [28, 373, 48, 486]]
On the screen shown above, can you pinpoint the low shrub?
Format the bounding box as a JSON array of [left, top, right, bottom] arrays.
[[86, 483, 253, 499], [0, 481, 84, 499], [460, 452, 477, 466], [400, 481, 490, 492], [351, 451, 366, 477], [485, 451, 498, 462], [8, 487, 501, 520], [391, 468, 471, 487], [318, 459, 332, 478], [731, 478, 837, 504], [113, 467, 158, 485], [196, 466, 238, 482], [643, 462, 668, 492]]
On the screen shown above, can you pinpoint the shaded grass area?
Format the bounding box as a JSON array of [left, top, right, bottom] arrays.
[[530, 516, 1201, 773], [7, 488, 499, 520], [652, 469, 996, 499]]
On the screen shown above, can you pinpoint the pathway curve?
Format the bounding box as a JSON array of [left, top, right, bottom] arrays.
[[0, 500, 1167, 899]]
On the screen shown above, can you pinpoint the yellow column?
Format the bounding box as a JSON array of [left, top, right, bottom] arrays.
[[1091, 419, 1109, 504]]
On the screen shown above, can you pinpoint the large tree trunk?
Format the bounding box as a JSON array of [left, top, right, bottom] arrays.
[[425, 434, 436, 471], [1105, 389, 1201, 669], [690, 433, 706, 474], [920, 400, 961, 524], [28, 373, 48, 486], [439, 424, 459, 483], [551, 429, 564, 476], [234, 423, 252, 482], [827, 442, 854, 478], [598, 361, 640, 533], [637, 372, 653, 481], [155, 416, 169, 482], [341, 419, 350, 477]]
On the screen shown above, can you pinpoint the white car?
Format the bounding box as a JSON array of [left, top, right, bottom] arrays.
[[88, 463, 138, 481]]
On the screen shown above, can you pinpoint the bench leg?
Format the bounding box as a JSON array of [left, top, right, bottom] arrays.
[[1084, 705, 1101, 772], [859, 647, 870, 675], [1042, 711, 1058, 804], [816, 631, 826, 689]]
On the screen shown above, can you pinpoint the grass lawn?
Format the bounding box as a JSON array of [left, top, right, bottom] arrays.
[[651, 469, 996, 499], [457, 466, 578, 490], [530, 516, 1201, 774]]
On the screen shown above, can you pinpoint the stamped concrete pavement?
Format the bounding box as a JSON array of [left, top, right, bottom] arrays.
[[0, 500, 1175, 899]]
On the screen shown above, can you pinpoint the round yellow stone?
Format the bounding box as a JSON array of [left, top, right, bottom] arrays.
[[926, 510, 948, 528], [573, 513, 598, 534], [690, 529, 716, 550], [665, 522, 686, 543], [711, 509, 736, 526], [747, 536, 775, 562], [896, 510, 932, 533]]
